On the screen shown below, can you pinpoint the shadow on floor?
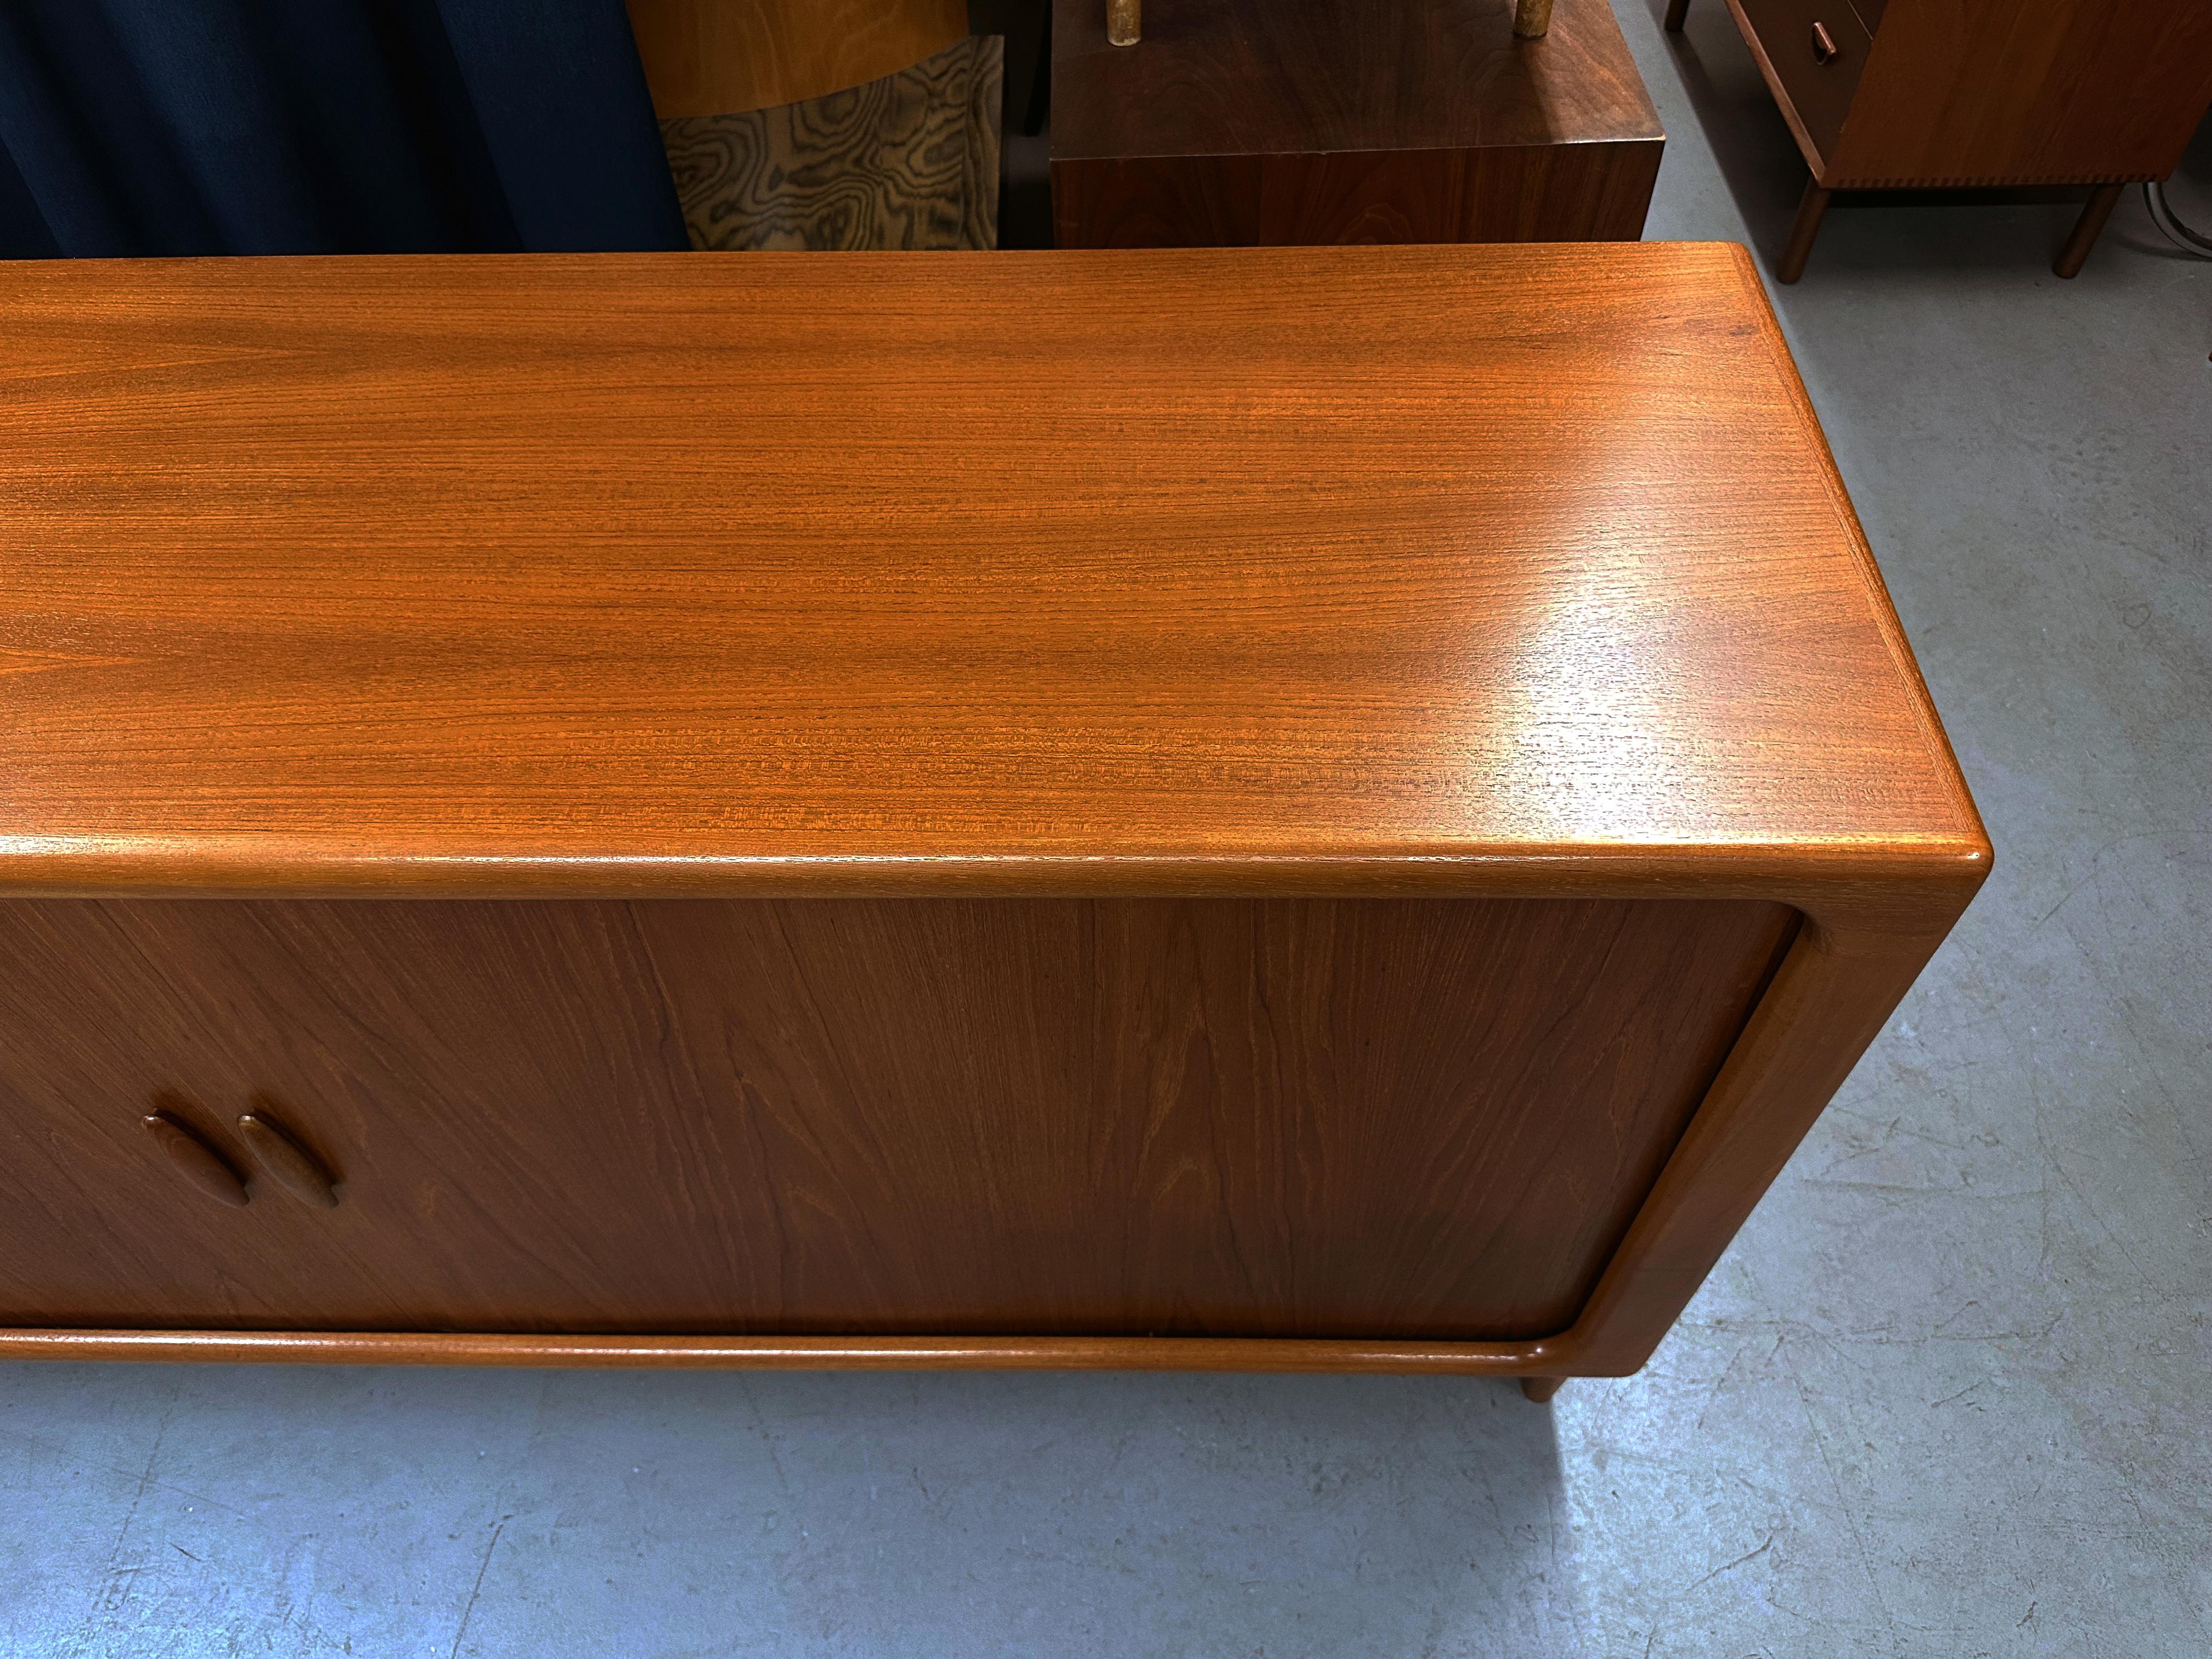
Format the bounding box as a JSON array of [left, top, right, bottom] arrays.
[[8, 1361, 1567, 1651]]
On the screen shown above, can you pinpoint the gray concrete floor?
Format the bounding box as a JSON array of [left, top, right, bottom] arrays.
[[7, 6, 2209, 1654]]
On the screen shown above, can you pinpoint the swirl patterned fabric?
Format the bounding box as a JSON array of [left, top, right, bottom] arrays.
[[661, 35, 1001, 251]]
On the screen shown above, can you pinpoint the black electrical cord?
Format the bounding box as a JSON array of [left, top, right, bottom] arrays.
[[2144, 180, 2212, 258]]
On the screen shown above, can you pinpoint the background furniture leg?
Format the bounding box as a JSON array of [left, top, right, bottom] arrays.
[[1778, 180, 1831, 283], [2054, 183, 2124, 278], [1513, 0, 1553, 37], [1520, 1375, 1566, 1403], [1663, 0, 1690, 30]]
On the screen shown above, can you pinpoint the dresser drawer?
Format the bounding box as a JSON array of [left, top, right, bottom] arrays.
[[1733, 0, 1870, 167]]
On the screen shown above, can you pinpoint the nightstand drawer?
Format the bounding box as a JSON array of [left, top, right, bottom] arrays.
[[1735, 0, 1870, 166]]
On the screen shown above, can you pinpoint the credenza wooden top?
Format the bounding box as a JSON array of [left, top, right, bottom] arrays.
[[0, 245, 1985, 898]]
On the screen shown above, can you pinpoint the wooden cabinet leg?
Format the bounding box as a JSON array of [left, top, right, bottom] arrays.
[[1777, 180, 1831, 283], [1663, 0, 1691, 30], [2054, 183, 2124, 278], [1520, 1375, 1566, 1403]]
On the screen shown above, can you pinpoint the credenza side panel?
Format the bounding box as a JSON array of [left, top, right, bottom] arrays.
[[0, 896, 1794, 1341]]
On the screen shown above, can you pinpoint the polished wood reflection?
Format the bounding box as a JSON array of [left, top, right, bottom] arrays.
[[0, 245, 1976, 895], [0, 245, 1987, 1379]]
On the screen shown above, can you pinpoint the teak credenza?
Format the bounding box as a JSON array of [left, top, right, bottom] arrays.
[[0, 245, 1988, 1398]]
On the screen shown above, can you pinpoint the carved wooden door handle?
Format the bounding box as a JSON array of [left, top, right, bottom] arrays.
[[143, 1113, 250, 1208], [238, 1110, 340, 1209]]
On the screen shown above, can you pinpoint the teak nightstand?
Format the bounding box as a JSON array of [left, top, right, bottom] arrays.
[[0, 245, 1987, 1397], [1673, 0, 2212, 279], [1051, 0, 1664, 247]]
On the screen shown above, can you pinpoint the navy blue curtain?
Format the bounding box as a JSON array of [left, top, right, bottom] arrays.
[[0, 0, 687, 257]]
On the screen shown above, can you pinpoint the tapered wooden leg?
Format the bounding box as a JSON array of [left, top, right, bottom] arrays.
[[1520, 1375, 1566, 1403], [2054, 183, 2124, 278], [1777, 180, 1831, 283], [1663, 0, 1691, 30]]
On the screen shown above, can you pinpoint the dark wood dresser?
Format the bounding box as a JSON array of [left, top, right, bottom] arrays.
[[0, 246, 1987, 1396], [1673, 0, 2212, 278], [1051, 0, 1663, 247]]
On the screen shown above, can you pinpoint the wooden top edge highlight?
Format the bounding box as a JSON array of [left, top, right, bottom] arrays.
[[0, 839, 1993, 903], [0, 240, 1983, 902]]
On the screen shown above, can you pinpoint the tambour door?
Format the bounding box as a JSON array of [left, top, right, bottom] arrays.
[[0, 895, 1794, 1340]]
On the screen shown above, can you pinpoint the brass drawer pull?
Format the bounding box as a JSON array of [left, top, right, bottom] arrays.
[[238, 1110, 340, 1209], [1810, 21, 1841, 63], [143, 1113, 249, 1209]]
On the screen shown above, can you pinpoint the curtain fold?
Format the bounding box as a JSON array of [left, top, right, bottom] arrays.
[[0, 0, 686, 257]]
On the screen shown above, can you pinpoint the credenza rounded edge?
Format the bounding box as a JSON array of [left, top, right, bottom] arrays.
[[0, 1328, 1584, 1376]]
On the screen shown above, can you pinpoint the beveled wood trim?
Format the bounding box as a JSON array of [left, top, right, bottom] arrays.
[[1547, 900, 1967, 1372], [0, 844, 1985, 901], [0, 1328, 1567, 1375]]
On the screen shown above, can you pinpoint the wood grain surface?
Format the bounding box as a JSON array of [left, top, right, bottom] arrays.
[[1051, 0, 1662, 245], [0, 895, 1791, 1339], [626, 0, 970, 117], [0, 244, 1980, 899]]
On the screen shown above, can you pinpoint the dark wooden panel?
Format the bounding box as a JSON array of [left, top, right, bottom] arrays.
[[0, 895, 1793, 1341], [1830, 0, 2212, 187], [1051, 0, 1659, 161], [1049, 0, 1662, 247], [1054, 137, 1662, 246], [0, 246, 1984, 895]]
